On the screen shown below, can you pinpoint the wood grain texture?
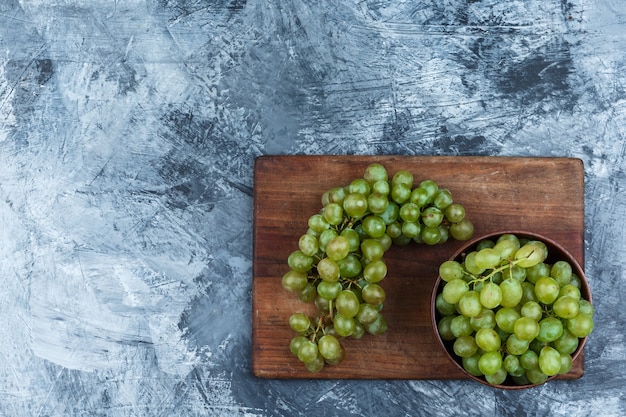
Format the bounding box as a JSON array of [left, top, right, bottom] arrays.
[[252, 155, 585, 379]]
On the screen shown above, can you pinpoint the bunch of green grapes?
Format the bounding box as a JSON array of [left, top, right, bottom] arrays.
[[282, 163, 474, 372], [435, 234, 594, 386]]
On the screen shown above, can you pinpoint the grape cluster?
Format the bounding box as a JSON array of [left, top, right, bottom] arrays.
[[282, 163, 474, 372], [435, 234, 594, 386]]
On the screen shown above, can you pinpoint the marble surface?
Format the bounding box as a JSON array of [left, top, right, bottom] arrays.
[[1, 1, 625, 416]]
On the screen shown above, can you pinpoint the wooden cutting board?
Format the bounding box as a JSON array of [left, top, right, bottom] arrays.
[[252, 155, 585, 380]]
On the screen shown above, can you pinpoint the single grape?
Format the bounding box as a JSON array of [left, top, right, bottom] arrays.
[[444, 203, 465, 223], [578, 299, 594, 316], [437, 316, 456, 341], [506, 333, 531, 355], [475, 328, 501, 352], [458, 290, 482, 317], [478, 351, 503, 376], [485, 366, 508, 385], [282, 270, 308, 292], [567, 313, 594, 338], [520, 349, 539, 370], [492, 239, 519, 260], [439, 260, 465, 282], [317, 257, 340, 282], [297, 340, 319, 363], [449, 219, 474, 241], [365, 314, 388, 335], [526, 262, 551, 284], [357, 303, 379, 325], [318, 334, 343, 361], [318, 229, 338, 253], [334, 313, 356, 337], [287, 250, 313, 272], [526, 368, 549, 385], [363, 260, 387, 283], [336, 290, 360, 318], [559, 353, 573, 374], [550, 261, 573, 286], [421, 226, 442, 245], [325, 235, 351, 261], [475, 248, 502, 270], [362, 215, 386, 239], [514, 316, 540, 341], [450, 315, 473, 337], [421, 206, 444, 227], [289, 313, 311, 334], [553, 328, 580, 354], [367, 192, 389, 214], [534, 276, 560, 304], [464, 252, 485, 275], [454, 335, 478, 358], [298, 283, 317, 303], [553, 295, 580, 319], [391, 169, 413, 188], [536, 316, 564, 343], [410, 187, 430, 207], [361, 239, 385, 262], [402, 221, 421, 239], [514, 242, 546, 268], [539, 346, 562, 376], [363, 163, 388, 184], [418, 179, 438, 203], [338, 254, 362, 278], [317, 281, 342, 300], [361, 283, 386, 305], [462, 353, 484, 377], [322, 202, 343, 226], [343, 192, 368, 218], [399, 202, 420, 222], [290, 335, 308, 356], [559, 284, 581, 301], [340, 228, 361, 252], [390, 183, 411, 204], [434, 188, 453, 210], [496, 307, 521, 333], [442, 279, 469, 304], [378, 201, 399, 224], [349, 178, 371, 196], [436, 293, 457, 316], [372, 179, 390, 196], [480, 282, 503, 309], [469, 308, 496, 331], [504, 355, 525, 377], [520, 301, 543, 322], [500, 278, 523, 308], [308, 213, 330, 233]]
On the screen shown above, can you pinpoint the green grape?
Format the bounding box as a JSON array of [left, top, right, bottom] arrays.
[[287, 250, 313, 272], [506, 333, 530, 355], [475, 248, 502, 270], [438, 225, 449, 243], [367, 192, 389, 214], [470, 308, 496, 330], [439, 260, 465, 282], [298, 234, 319, 257], [356, 303, 380, 325], [458, 290, 482, 317], [539, 346, 561, 376], [553, 328, 580, 354], [479, 282, 502, 309], [399, 202, 420, 222], [322, 202, 344, 225], [520, 281, 539, 304], [536, 317, 563, 343], [478, 351, 503, 376], [514, 317, 540, 341], [485, 367, 508, 385], [514, 242, 546, 268], [378, 201, 399, 224], [475, 328, 501, 352], [504, 355, 525, 377], [553, 295, 580, 319], [318, 335, 342, 361], [410, 187, 430, 207], [297, 340, 319, 363], [526, 262, 551, 284], [559, 284, 581, 301], [282, 270, 308, 292], [338, 254, 362, 278], [289, 313, 311, 334], [449, 219, 474, 241], [386, 221, 402, 239], [492, 239, 519, 260], [390, 183, 411, 204], [507, 264, 527, 282], [336, 290, 360, 318], [361, 283, 386, 305], [520, 301, 543, 321], [462, 353, 484, 377], [434, 188, 453, 210], [343, 192, 368, 218], [334, 313, 356, 337], [308, 213, 330, 233], [304, 354, 325, 372], [534, 276, 560, 304], [363, 163, 388, 184], [317, 281, 342, 300], [375, 233, 392, 252], [324, 186, 346, 205], [437, 316, 456, 341], [463, 252, 485, 275], [362, 215, 386, 238], [421, 226, 441, 245], [352, 322, 366, 339], [325, 236, 351, 261], [550, 260, 573, 286], [318, 229, 338, 253], [349, 178, 371, 196], [495, 307, 521, 333], [578, 299, 594, 316], [299, 283, 317, 303], [500, 278, 523, 308], [290, 335, 308, 356], [418, 179, 438, 203], [526, 368, 548, 385], [559, 353, 573, 374], [391, 169, 413, 188], [372, 179, 390, 196], [317, 257, 340, 282], [363, 260, 387, 283], [402, 221, 421, 239], [340, 228, 361, 252], [444, 203, 465, 223], [453, 335, 478, 358], [365, 314, 388, 335], [450, 315, 473, 337], [442, 279, 469, 304], [314, 295, 330, 314], [476, 239, 495, 250], [421, 206, 444, 227], [567, 313, 594, 337], [361, 239, 385, 262], [520, 349, 539, 370], [436, 293, 457, 316]]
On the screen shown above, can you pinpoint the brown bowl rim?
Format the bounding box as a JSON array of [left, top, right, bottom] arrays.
[[430, 230, 592, 390]]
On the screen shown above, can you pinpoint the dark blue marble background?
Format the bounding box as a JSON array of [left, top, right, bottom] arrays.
[[1, 1, 625, 416]]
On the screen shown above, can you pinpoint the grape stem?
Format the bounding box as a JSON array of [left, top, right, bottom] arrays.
[[465, 250, 537, 287]]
